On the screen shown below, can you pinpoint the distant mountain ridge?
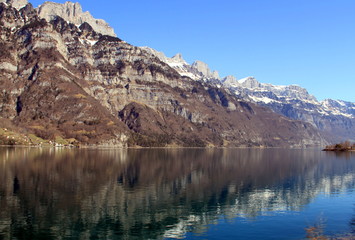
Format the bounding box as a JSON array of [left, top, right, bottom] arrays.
[[223, 77, 355, 142], [142, 47, 354, 142]]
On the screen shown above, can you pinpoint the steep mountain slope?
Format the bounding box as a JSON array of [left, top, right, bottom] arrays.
[[0, 0, 325, 147], [0, 2, 128, 146], [142, 48, 354, 143]]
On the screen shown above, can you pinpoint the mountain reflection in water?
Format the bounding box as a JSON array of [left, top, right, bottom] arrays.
[[0, 148, 354, 239]]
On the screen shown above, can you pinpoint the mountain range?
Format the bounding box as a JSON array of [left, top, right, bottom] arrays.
[[0, 0, 352, 147], [141, 47, 355, 142]]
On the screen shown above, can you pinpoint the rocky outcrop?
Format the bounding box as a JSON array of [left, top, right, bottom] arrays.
[[222, 75, 237, 86], [0, 1, 326, 147], [191, 60, 219, 80], [0, 0, 28, 9], [37, 1, 116, 37]]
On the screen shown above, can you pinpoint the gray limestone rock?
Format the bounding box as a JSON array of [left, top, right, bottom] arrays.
[[37, 1, 116, 37], [0, 0, 28, 9], [192, 60, 220, 80], [222, 75, 238, 87]]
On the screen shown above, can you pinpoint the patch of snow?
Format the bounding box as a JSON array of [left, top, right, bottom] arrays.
[[301, 99, 319, 105], [86, 39, 97, 46], [272, 85, 287, 90], [227, 83, 239, 88], [330, 111, 353, 118], [167, 61, 185, 68], [249, 96, 276, 104], [238, 77, 252, 84], [17, 4, 28, 10], [179, 71, 199, 80], [251, 89, 269, 93], [336, 100, 346, 106], [317, 110, 330, 116]]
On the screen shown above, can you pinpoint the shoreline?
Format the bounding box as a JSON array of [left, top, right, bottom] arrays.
[[322, 148, 355, 152], [0, 144, 325, 150]]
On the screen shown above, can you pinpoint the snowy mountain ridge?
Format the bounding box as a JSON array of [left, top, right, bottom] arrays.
[[142, 46, 353, 118], [140, 46, 220, 82], [142, 47, 354, 141], [223, 77, 355, 141], [222, 76, 353, 118]]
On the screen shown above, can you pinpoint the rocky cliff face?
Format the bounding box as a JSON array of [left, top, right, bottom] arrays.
[[37, 1, 116, 37], [191, 60, 219, 80], [0, 1, 325, 147], [0, 0, 27, 9]]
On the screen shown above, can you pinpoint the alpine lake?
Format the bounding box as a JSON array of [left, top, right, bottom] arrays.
[[0, 147, 354, 239]]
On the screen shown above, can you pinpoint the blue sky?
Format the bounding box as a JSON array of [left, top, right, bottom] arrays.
[[31, 0, 355, 102]]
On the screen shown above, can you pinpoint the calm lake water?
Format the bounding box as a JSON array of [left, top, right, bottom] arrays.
[[0, 147, 354, 240]]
